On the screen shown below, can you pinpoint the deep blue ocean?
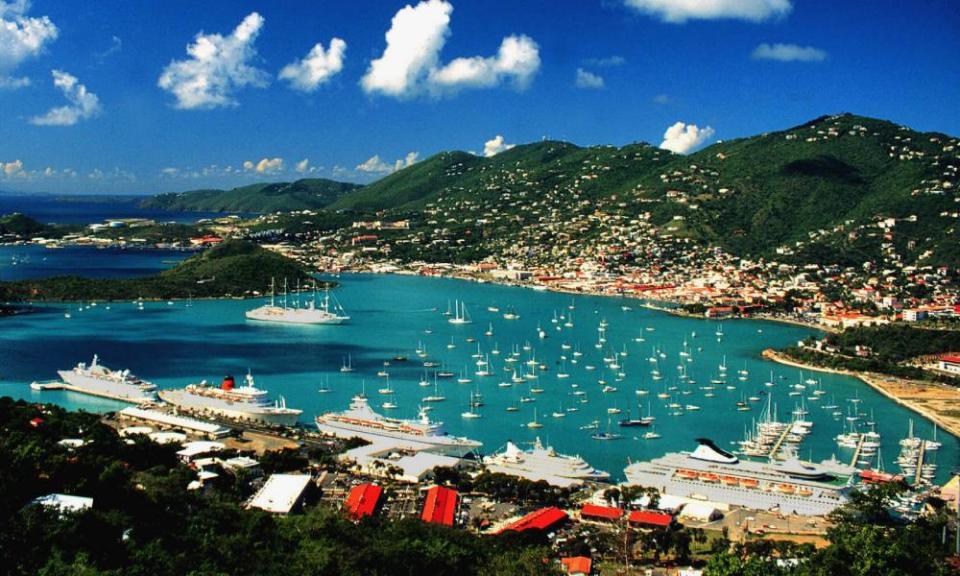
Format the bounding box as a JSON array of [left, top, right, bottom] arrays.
[[0, 194, 247, 225]]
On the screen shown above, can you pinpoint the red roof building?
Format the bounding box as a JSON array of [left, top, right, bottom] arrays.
[[560, 556, 592, 575], [499, 507, 568, 533], [420, 485, 459, 527], [627, 510, 673, 529], [344, 483, 383, 519], [580, 503, 623, 522]]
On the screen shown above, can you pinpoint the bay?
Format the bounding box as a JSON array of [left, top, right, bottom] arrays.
[[0, 270, 954, 483]]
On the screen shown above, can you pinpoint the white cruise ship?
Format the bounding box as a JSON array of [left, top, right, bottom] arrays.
[[484, 437, 610, 486], [245, 280, 349, 325], [158, 373, 302, 426], [315, 396, 482, 455], [623, 438, 856, 516], [54, 355, 157, 404]]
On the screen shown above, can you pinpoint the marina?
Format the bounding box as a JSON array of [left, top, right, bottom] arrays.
[[1, 272, 956, 485]]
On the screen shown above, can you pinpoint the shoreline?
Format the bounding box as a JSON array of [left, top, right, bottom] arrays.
[[762, 348, 960, 440]]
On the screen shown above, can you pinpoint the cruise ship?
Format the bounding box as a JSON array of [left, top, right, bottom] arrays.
[[245, 280, 349, 325], [50, 355, 157, 404], [315, 395, 482, 455], [484, 437, 610, 487], [158, 373, 302, 426], [623, 438, 856, 516]]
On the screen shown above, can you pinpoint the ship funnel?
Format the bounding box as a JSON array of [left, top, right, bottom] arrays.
[[222, 375, 235, 391]]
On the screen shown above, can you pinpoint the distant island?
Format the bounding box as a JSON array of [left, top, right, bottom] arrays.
[[0, 240, 318, 302], [141, 178, 362, 213]]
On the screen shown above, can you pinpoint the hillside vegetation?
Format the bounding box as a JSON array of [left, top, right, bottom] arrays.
[[0, 240, 314, 301], [143, 178, 361, 213], [334, 114, 959, 266]]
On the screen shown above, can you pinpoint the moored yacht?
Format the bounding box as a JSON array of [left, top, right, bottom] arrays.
[[159, 373, 302, 426], [484, 437, 610, 486], [315, 395, 481, 455]]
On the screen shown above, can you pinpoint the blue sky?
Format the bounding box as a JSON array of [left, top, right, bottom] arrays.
[[0, 0, 958, 194]]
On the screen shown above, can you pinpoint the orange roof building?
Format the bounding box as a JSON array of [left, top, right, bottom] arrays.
[[344, 483, 383, 519], [560, 556, 592, 575], [420, 485, 459, 527]]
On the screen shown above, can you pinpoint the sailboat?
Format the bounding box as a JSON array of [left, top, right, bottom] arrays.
[[643, 425, 661, 440], [592, 418, 624, 440], [527, 408, 544, 429], [448, 300, 472, 324], [318, 377, 332, 394], [618, 407, 649, 427], [340, 354, 355, 373], [423, 377, 446, 402], [462, 392, 482, 419]]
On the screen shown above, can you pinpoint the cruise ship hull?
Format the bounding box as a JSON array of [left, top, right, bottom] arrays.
[[57, 370, 156, 404], [623, 441, 854, 516], [315, 418, 481, 456], [245, 306, 348, 325], [159, 390, 301, 426]]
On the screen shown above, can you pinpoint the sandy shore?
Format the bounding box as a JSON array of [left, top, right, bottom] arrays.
[[763, 349, 960, 439]]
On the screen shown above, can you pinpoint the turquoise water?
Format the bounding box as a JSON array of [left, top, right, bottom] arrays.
[[0, 245, 191, 281], [0, 272, 955, 482]]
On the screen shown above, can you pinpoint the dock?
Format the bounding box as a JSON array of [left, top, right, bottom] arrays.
[[767, 424, 792, 459], [914, 440, 927, 485], [849, 434, 866, 467]]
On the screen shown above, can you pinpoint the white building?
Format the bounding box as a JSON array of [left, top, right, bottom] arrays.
[[246, 474, 313, 514], [32, 494, 94, 514]]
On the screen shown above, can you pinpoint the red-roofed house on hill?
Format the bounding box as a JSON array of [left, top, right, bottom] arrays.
[[560, 556, 592, 575], [421, 485, 459, 527], [580, 503, 623, 523], [627, 510, 673, 530], [939, 355, 960, 376], [189, 235, 223, 246], [499, 507, 568, 534], [344, 483, 383, 520]]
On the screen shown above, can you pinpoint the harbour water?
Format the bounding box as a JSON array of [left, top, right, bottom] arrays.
[[0, 270, 955, 483], [0, 244, 191, 281]]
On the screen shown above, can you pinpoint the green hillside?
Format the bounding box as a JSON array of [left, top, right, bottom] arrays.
[[0, 240, 315, 301], [0, 213, 57, 239], [143, 178, 362, 213], [330, 114, 958, 266]]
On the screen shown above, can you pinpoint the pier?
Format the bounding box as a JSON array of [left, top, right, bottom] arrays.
[[914, 440, 927, 485], [767, 425, 792, 460], [849, 434, 866, 467]]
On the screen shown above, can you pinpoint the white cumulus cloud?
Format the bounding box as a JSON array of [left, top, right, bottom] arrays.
[[660, 121, 715, 154], [280, 37, 346, 92], [624, 0, 791, 23], [248, 157, 283, 174], [752, 43, 827, 62], [575, 68, 604, 89], [1, 158, 23, 175], [0, 0, 58, 88], [361, 0, 540, 98], [356, 152, 419, 174], [158, 12, 270, 109], [483, 135, 514, 157], [295, 158, 310, 173], [29, 70, 101, 126], [428, 34, 540, 94]]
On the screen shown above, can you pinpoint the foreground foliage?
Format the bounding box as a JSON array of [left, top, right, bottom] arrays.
[[0, 397, 559, 576]]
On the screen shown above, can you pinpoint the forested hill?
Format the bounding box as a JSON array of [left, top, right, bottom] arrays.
[[331, 113, 958, 266], [141, 178, 362, 213], [0, 240, 314, 301], [140, 114, 958, 266]]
